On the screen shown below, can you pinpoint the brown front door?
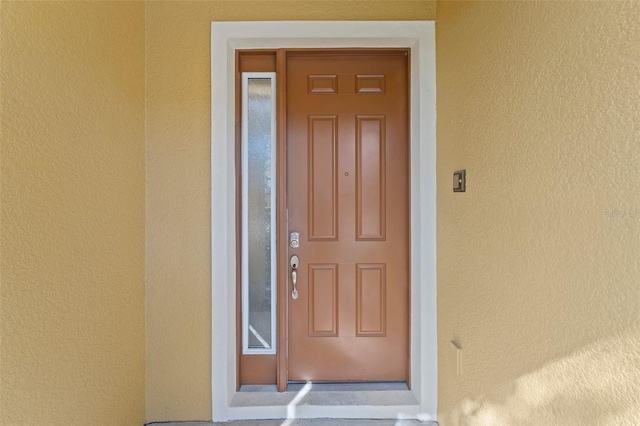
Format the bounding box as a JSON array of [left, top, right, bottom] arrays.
[[286, 51, 409, 382]]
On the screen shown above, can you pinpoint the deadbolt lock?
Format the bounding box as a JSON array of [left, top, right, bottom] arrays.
[[290, 231, 300, 248]]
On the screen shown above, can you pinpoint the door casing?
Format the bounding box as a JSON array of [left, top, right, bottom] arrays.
[[211, 21, 436, 422]]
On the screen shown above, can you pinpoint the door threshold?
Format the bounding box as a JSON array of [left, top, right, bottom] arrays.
[[240, 381, 409, 393], [230, 383, 422, 421], [231, 389, 417, 407], [287, 382, 409, 392]]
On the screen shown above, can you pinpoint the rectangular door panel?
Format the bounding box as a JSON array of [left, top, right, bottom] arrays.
[[356, 115, 386, 241], [307, 115, 338, 241], [308, 264, 339, 337], [307, 74, 338, 94], [356, 264, 386, 337], [356, 74, 386, 94]]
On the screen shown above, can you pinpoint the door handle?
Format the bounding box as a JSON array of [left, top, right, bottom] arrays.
[[290, 255, 300, 300]]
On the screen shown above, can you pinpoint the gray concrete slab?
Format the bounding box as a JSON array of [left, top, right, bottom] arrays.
[[148, 420, 429, 426], [230, 390, 418, 407]]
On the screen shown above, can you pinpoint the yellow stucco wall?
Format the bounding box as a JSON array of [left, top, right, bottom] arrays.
[[5, 1, 637, 424], [0, 2, 146, 425], [145, 1, 435, 421], [436, 1, 640, 425]]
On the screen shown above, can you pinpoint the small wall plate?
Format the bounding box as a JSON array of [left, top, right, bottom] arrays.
[[453, 170, 466, 192]]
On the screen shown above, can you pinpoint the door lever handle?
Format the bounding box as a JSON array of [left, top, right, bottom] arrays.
[[291, 270, 298, 300], [290, 255, 300, 300]]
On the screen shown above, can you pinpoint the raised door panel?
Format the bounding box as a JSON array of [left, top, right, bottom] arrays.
[[307, 115, 338, 241], [356, 115, 386, 240], [308, 74, 338, 94], [356, 74, 386, 94], [356, 264, 386, 337], [308, 264, 339, 337]]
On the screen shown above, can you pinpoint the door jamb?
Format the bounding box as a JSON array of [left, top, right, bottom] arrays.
[[275, 49, 288, 391], [211, 21, 437, 422]]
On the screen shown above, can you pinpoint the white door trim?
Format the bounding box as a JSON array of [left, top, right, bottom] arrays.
[[211, 21, 437, 422]]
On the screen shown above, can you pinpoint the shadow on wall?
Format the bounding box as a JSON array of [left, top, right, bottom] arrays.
[[445, 326, 640, 426]]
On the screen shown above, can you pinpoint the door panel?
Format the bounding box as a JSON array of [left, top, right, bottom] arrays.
[[356, 263, 386, 337], [307, 116, 338, 240], [286, 52, 409, 382], [308, 264, 339, 336], [356, 115, 386, 240]]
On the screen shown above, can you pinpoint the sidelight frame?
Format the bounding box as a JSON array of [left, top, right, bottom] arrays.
[[240, 72, 278, 355]]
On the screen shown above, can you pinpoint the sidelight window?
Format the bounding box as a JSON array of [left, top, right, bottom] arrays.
[[241, 73, 277, 354]]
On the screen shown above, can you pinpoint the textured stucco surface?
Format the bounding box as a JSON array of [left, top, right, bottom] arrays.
[[436, 1, 640, 425], [145, 1, 435, 422], [0, 2, 146, 425], [7, 1, 637, 424]]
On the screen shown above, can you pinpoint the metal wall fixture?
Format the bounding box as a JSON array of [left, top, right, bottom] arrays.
[[453, 169, 466, 192]]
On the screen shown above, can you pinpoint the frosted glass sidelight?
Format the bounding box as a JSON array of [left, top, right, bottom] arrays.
[[242, 74, 277, 354]]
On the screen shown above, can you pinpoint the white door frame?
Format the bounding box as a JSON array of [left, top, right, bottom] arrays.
[[211, 21, 436, 422]]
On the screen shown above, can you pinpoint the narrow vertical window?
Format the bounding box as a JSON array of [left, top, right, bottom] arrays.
[[242, 73, 277, 354]]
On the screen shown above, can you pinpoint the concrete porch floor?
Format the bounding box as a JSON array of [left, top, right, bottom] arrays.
[[148, 420, 428, 426]]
